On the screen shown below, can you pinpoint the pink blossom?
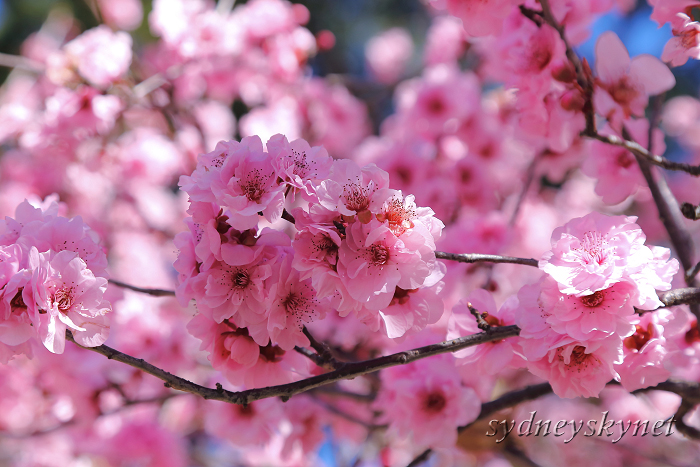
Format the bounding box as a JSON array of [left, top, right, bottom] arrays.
[[447, 290, 523, 374], [424, 15, 466, 66], [263, 255, 324, 350], [316, 159, 389, 218], [266, 133, 333, 201], [204, 397, 283, 447], [649, 0, 699, 26], [365, 28, 414, 84], [582, 119, 665, 205], [374, 356, 480, 449], [527, 337, 622, 398], [97, 0, 144, 31], [337, 220, 432, 310], [543, 279, 636, 342], [431, 0, 518, 37], [594, 31, 676, 122], [211, 135, 286, 230], [368, 283, 445, 339], [539, 212, 674, 297], [0, 245, 33, 349], [616, 309, 674, 391], [61, 25, 133, 89], [662, 13, 700, 67], [27, 248, 110, 354]]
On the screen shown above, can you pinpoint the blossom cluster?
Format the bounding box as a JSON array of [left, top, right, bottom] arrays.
[[176, 134, 445, 388], [0, 197, 111, 359]]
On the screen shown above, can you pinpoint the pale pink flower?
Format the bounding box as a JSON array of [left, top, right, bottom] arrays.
[[582, 119, 665, 205], [97, 0, 144, 31], [374, 356, 480, 449], [187, 313, 311, 388], [649, 0, 699, 26], [447, 290, 523, 374], [540, 212, 651, 296], [515, 278, 575, 361], [280, 396, 327, 458], [424, 15, 466, 65], [315, 159, 389, 218], [370, 283, 444, 339], [662, 13, 700, 67], [337, 220, 432, 310], [263, 256, 324, 350], [200, 245, 283, 328], [62, 25, 133, 89], [616, 309, 673, 391], [0, 245, 33, 349], [594, 31, 676, 122], [544, 279, 636, 342], [27, 248, 110, 354], [365, 28, 414, 84], [204, 397, 283, 447], [527, 337, 622, 398], [266, 134, 332, 201], [211, 135, 286, 230]]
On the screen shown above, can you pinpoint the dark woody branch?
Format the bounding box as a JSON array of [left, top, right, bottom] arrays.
[[66, 325, 520, 406]]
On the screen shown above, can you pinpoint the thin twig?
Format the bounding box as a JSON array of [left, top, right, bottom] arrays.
[[686, 262, 700, 283], [302, 327, 344, 370], [587, 131, 700, 176], [108, 279, 176, 297], [435, 251, 539, 267], [510, 153, 540, 226], [66, 326, 520, 406], [674, 399, 700, 440], [407, 379, 700, 466], [467, 302, 491, 331], [281, 208, 296, 224]]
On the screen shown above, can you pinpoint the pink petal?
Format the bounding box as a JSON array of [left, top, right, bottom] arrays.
[[595, 31, 630, 83], [630, 55, 676, 95]]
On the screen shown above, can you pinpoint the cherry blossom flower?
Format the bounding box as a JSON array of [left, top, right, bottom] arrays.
[[447, 289, 523, 374], [539, 212, 678, 299], [374, 356, 480, 449], [365, 28, 414, 84], [594, 31, 676, 122], [55, 25, 133, 89], [662, 13, 700, 67], [527, 337, 622, 398], [27, 248, 110, 354]]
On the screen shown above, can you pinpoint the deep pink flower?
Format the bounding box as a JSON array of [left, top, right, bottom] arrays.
[[315, 159, 389, 218]]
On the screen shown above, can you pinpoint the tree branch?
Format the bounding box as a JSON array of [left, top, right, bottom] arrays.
[[586, 132, 700, 176], [108, 279, 176, 297], [435, 251, 539, 267], [302, 326, 344, 370], [408, 379, 700, 466], [66, 326, 520, 406]]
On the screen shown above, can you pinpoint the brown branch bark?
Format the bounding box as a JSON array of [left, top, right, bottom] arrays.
[[108, 279, 176, 297], [66, 325, 520, 406], [435, 251, 539, 267]]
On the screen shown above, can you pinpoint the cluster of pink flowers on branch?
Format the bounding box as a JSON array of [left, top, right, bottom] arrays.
[[176, 133, 445, 388], [0, 198, 111, 359]]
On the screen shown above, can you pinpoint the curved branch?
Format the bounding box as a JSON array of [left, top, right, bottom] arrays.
[[108, 279, 176, 297], [435, 251, 539, 267], [66, 325, 520, 406], [660, 288, 700, 308]]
